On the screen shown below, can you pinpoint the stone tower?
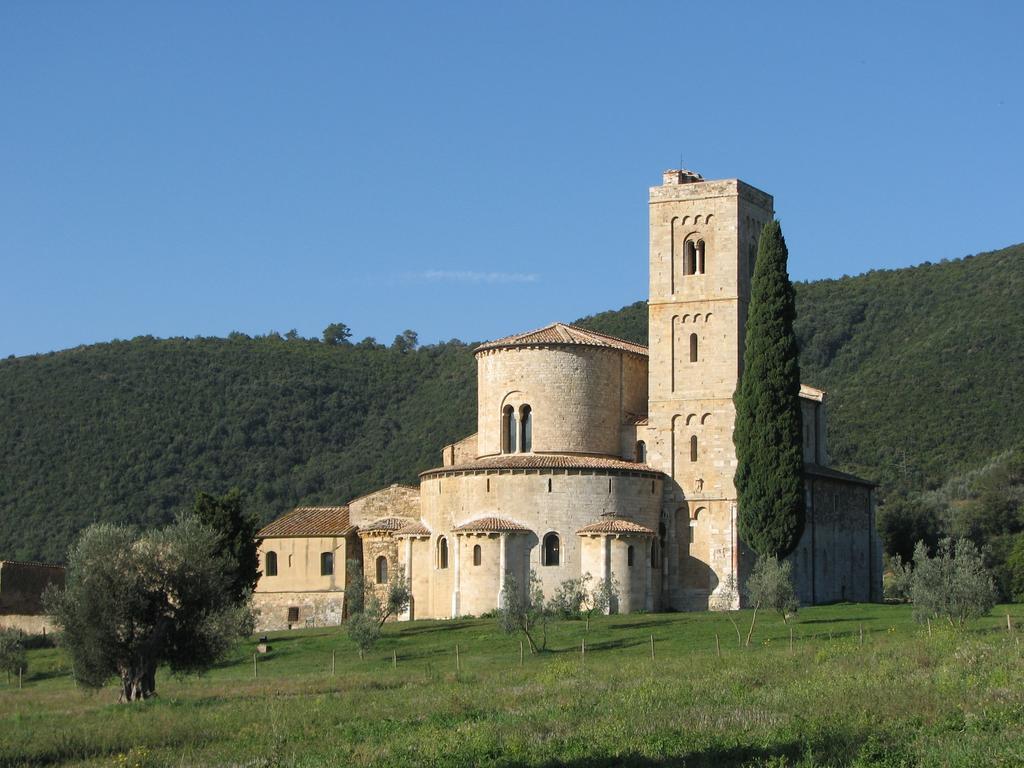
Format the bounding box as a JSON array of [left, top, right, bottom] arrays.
[[645, 169, 774, 610]]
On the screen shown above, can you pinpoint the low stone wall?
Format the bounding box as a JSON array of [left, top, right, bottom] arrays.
[[252, 592, 346, 632], [0, 614, 57, 635]]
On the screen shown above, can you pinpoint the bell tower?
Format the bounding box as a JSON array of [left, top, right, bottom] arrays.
[[645, 169, 774, 609]]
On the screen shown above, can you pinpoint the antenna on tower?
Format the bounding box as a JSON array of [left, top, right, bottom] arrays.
[[679, 152, 683, 170]]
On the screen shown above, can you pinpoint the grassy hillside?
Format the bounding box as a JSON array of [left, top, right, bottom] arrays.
[[4, 605, 1024, 766], [1, 243, 1022, 562]]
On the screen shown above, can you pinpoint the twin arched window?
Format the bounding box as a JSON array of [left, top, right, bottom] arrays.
[[502, 404, 533, 453], [542, 532, 560, 566], [684, 239, 706, 276], [320, 552, 334, 576], [265, 551, 278, 577], [375, 556, 388, 584], [437, 537, 449, 569]]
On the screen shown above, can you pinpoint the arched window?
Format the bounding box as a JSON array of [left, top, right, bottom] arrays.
[[684, 240, 697, 276], [689, 333, 698, 362], [696, 240, 706, 274], [320, 551, 334, 576], [473, 544, 482, 566], [438, 537, 449, 569], [627, 545, 635, 567], [502, 405, 516, 454], [690, 435, 698, 462], [375, 556, 388, 584], [265, 551, 278, 577], [519, 404, 532, 452], [635, 440, 646, 463], [542, 532, 560, 566]]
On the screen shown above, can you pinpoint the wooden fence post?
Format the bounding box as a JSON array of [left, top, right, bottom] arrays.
[[332, 649, 336, 676], [455, 643, 460, 673], [253, 653, 258, 680], [790, 627, 794, 654], [393, 650, 397, 669], [519, 640, 524, 667], [581, 638, 586, 667], [715, 633, 721, 658], [650, 634, 655, 661]]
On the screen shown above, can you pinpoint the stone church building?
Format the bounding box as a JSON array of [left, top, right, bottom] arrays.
[[253, 169, 882, 629]]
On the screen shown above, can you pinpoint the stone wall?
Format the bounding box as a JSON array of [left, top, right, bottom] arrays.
[[252, 591, 345, 632], [416, 469, 663, 618], [348, 484, 420, 526], [475, 346, 647, 458]]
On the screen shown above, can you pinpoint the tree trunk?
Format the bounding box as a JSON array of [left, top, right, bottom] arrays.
[[118, 659, 156, 702], [745, 604, 759, 647]]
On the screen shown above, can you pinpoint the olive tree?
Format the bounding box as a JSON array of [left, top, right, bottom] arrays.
[[45, 517, 254, 702], [497, 571, 550, 653], [910, 538, 996, 627], [343, 565, 410, 659], [0, 629, 27, 684]]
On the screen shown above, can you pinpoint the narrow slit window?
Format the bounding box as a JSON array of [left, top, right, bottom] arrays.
[[690, 435, 698, 462], [684, 240, 696, 276], [438, 537, 449, 569], [473, 544, 482, 566], [635, 440, 646, 463], [502, 405, 516, 453], [627, 545, 635, 567], [689, 333, 698, 362], [519, 405, 532, 452], [542, 533, 560, 566]]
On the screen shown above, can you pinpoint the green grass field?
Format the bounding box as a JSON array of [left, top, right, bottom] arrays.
[[3, 603, 1024, 767]]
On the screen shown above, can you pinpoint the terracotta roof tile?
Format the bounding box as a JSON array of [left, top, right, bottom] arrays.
[[452, 516, 530, 533], [475, 323, 647, 357], [421, 454, 659, 477], [258, 507, 352, 538], [576, 519, 656, 536], [359, 517, 413, 533], [394, 521, 432, 537]]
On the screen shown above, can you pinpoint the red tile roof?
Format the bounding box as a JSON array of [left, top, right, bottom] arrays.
[[258, 506, 353, 538], [421, 453, 659, 477], [394, 521, 432, 537], [359, 517, 414, 533], [475, 323, 648, 357], [576, 519, 656, 536], [452, 517, 530, 533]]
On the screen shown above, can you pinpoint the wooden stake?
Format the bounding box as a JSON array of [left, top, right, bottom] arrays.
[[715, 633, 721, 658], [581, 638, 586, 666], [519, 640, 524, 666], [1008, 613, 1013, 634], [927, 617, 932, 637], [859, 625, 864, 646], [790, 627, 794, 653], [332, 649, 336, 676], [455, 643, 460, 673], [650, 634, 655, 661], [18, 668, 23, 689], [393, 650, 397, 669], [253, 653, 258, 680]]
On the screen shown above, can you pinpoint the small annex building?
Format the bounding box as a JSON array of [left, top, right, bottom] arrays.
[[252, 169, 882, 630], [0, 559, 65, 634]]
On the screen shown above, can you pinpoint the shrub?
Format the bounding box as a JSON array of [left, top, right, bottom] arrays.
[[746, 557, 799, 621], [910, 538, 996, 626], [884, 554, 913, 603], [497, 571, 550, 653], [0, 629, 27, 682]]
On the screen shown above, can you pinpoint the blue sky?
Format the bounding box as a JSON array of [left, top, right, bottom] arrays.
[[1, 2, 1021, 357]]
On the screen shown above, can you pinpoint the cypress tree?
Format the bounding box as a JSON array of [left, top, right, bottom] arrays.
[[192, 488, 261, 603], [733, 220, 805, 559]]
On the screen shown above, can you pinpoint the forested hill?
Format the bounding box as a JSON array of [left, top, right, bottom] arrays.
[[2, 243, 1022, 562]]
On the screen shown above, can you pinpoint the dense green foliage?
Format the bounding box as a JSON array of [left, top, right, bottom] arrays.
[[1, 243, 1023, 564], [745, 556, 799, 620], [4, 604, 1024, 766], [45, 517, 254, 701], [734, 222, 805, 558], [0, 335, 477, 562], [192, 488, 260, 603]]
